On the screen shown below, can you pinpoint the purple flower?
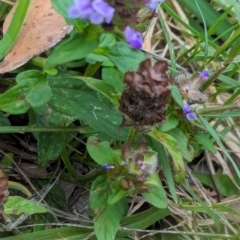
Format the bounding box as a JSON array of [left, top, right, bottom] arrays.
[[124, 27, 143, 49], [146, 0, 165, 11], [68, 0, 115, 24], [102, 164, 115, 170], [199, 70, 209, 80], [183, 101, 197, 121]]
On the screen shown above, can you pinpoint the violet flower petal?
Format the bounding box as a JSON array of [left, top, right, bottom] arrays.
[[92, 0, 115, 23], [199, 70, 209, 80], [146, 0, 165, 11], [89, 12, 104, 24], [183, 101, 197, 121], [68, 0, 93, 19], [124, 27, 143, 49]]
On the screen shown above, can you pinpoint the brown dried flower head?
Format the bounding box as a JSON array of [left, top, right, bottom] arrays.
[[119, 59, 171, 132]]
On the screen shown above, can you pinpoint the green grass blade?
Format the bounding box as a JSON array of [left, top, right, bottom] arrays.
[[0, 0, 30, 60], [200, 116, 240, 182]]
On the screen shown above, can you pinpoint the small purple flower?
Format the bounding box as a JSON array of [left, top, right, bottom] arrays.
[[183, 101, 197, 121], [199, 70, 209, 80], [124, 27, 143, 49], [146, 0, 165, 11], [102, 164, 115, 170], [68, 0, 115, 24]]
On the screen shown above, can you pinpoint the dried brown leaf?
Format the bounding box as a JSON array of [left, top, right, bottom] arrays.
[[0, 170, 9, 219], [0, 0, 73, 73]]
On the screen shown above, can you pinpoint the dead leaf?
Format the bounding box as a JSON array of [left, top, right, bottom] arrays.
[[0, 170, 9, 218], [0, 0, 73, 73]]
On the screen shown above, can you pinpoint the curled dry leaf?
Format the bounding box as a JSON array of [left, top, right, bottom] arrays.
[[0, 0, 73, 74], [174, 71, 209, 102], [0, 170, 9, 219]]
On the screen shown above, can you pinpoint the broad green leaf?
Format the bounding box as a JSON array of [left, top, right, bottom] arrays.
[[16, 70, 52, 107], [0, 85, 29, 114], [89, 175, 126, 240], [0, 111, 10, 126], [168, 128, 193, 161], [76, 76, 119, 105], [102, 67, 124, 93], [44, 30, 99, 69], [94, 200, 125, 240], [193, 132, 216, 153], [38, 132, 66, 167], [0, 70, 52, 114], [99, 33, 116, 47], [108, 188, 128, 205], [148, 128, 185, 183], [142, 185, 167, 209], [87, 136, 122, 165], [103, 42, 146, 73], [158, 114, 179, 132], [89, 175, 109, 216], [4, 196, 47, 215], [32, 71, 129, 140]]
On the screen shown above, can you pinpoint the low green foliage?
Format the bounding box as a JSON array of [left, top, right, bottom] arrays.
[[1, 0, 240, 239]]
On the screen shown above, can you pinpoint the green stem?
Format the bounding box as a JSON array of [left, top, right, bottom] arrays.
[[196, 103, 240, 114], [0, 125, 98, 134], [127, 127, 139, 144], [61, 146, 78, 179], [60, 168, 103, 183]]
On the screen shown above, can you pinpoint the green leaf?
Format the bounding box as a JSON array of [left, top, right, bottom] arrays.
[[0, 70, 52, 114], [168, 128, 193, 161], [193, 132, 216, 153], [89, 175, 126, 240], [44, 30, 99, 69], [103, 42, 145, 73], [0, 111, 10, 126], [142, 185, 167, 209], [32, 71, 129, 140], [102, 67, 124, 93], [4, 196, 47, 215], [108, 188, 128, 205], [148, 128, 185, 183], [99, 33, 116, 47], [76, 76, 119, 105], [38, 132, 66, 167], [16, 70, 52, 107], [0, 85, 29, 114], [87, 136, 122, 165], [169, 85, 183, 107], [158, 114, 179, 132]]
